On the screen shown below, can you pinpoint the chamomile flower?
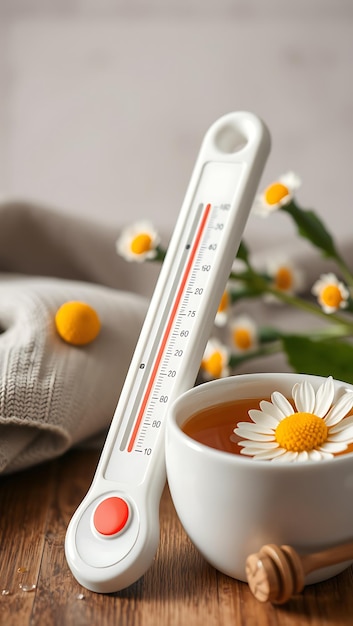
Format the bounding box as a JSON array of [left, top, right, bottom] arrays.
[[215, 289, 231, 327], [253, 172, 301, 216], [312, 273, 349, 314], [201, 338, 230, 380], [265, 257, 305, 301], [230, 315, 258, 353], [116, 221, 160, 262], [234, 377, 353, 462]]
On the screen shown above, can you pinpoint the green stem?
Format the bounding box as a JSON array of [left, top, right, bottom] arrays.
[[228, 341, 281, 369], [229, 321, 353, 372], [295, 324, 353, 341], [229, 268, 353, 331], [266, 286, 353, 329], [334, 256, 353, 288], [263, 323, 353, 343], [150, 239, 353, 332]]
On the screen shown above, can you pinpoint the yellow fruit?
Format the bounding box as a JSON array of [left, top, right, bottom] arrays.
[[55, 301, 101, 346]]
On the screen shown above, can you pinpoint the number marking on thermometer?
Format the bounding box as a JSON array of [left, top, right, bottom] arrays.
[[104, 194, 234, 486], [127, 202, 211, 453]]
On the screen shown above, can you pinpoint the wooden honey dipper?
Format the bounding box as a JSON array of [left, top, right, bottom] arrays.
[[245, 541, 353, 604]]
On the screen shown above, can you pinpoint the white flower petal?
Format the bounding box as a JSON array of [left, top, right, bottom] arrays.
[[250, 448, 287, 461], [214, 311, 228, 327], [329, 415, 353, 433], [292, 381, 315, 413], [274, 450, 298, 462], [307, 449, 323, 461], [296, 451, 309, 462], [271, 391, 294, 417], [318, 441, 347, 454], [235, 430, 274, 442], [314, 376, 335, 417], [252, 195, 278, 217], [259, 400, 284, 422], [320, 451, 334, 460], [240, 447, 272, 457], [328, 426, 353, 442], [312, 273, 338, 295], [234, 422, 275, 441], [247, 409, 279, 429], [324, 392, 353, 426], [240, 448, 256, 456], [238, 441, 279, 450], [280, 171, 302, 191]]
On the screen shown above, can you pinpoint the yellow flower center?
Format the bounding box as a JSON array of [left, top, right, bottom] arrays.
[[201, 351, 224, 378], [218, 291, 229, 314], [275, 412, 328, 452], [320, 284, 343, 308], [233, 328, 252, 351], [264, 182, 289, 206], [275, 266, 293, 291], [130, 233, 153, 255]]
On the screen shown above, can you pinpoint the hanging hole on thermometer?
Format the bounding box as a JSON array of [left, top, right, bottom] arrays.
[[214, 123, 248, 154]]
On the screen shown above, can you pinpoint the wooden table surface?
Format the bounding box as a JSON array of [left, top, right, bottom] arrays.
[[1, 449, 353, 626]]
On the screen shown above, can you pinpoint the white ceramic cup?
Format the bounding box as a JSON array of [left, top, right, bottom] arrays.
[[165, 373, 353, 584]]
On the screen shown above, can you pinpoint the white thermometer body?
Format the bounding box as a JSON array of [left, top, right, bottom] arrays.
[[65, 112, 271, 593]]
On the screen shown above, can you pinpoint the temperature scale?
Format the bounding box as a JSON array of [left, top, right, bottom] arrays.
[[65, 111, 271, 592]]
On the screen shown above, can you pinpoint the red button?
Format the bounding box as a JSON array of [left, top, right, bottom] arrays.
[[93, 497, 129, 536]]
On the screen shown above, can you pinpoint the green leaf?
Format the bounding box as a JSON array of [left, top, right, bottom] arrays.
[[236, 240, 250, 264], [282, 201, 338, 259], [282, 335, 353, 385]]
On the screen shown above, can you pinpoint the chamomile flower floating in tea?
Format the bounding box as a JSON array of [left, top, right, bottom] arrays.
[[312, 273, 350, 314], [252, 171, 301, 216], [116, 221, 160, 262], [234, 376, 353, 462], [201, 338, 230, 380]]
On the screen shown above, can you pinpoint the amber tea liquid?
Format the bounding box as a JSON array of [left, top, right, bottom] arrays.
[[182, 397, 353, 457], [182, 397, 263, 455]]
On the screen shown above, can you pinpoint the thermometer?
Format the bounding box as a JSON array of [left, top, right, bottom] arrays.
[[65, 111, 271, 593]]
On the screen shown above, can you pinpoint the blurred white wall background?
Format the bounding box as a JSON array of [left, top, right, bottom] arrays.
[[0, 0, 352, 252]]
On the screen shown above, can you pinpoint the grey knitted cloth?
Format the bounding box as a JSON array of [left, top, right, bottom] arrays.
[[0, 201, 150, 474]]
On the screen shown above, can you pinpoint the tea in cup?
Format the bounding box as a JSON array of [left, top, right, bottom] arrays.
[[165, 373, 353, 584]]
